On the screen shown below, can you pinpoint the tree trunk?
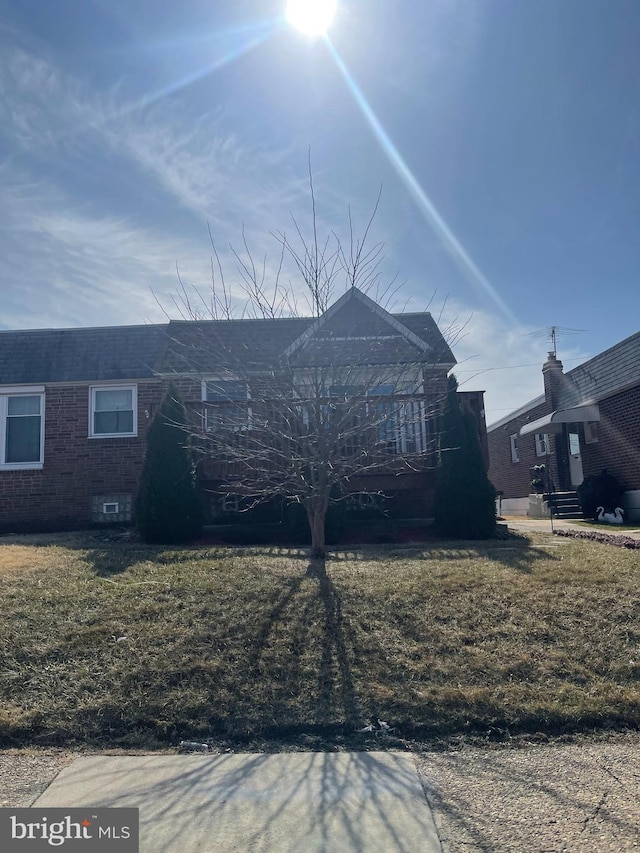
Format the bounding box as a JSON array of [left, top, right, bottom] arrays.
[[306, 496, 328, 559]]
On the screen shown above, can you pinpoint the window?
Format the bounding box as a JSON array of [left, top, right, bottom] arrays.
[[0, 389, 44, 468], [346, 492, 382, 512], [369, 385, 396, 446], [90, 386, 137, 437], [368, 386, 429, 454], [584, 422, 599, 444], [534, 432, 549, 457], [510, 434, 519, 463], [203, 380, 250, 431], [221, 494, 242, 513]]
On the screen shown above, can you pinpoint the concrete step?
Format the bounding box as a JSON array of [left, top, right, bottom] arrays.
[[544, 491, 583, 520]]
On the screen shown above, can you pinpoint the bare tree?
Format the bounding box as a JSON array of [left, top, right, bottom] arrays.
[[161, 174, 462, 559]]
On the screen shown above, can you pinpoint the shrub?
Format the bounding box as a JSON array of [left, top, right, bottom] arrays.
[[433, 375, 496, 539], [577, 469, 625, 520], [136, 386, 202, 544]]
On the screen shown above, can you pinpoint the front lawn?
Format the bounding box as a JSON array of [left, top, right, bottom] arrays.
[[0, 531, 638, 748]]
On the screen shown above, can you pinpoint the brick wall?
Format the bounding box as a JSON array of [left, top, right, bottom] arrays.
[[0, 372, 495, 532], [0, 381, 166, 532], [580, 383, 640, 489], [487, 400, 558, 498]]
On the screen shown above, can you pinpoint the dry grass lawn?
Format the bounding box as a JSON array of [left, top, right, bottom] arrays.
[[0, 530, 638, 749]]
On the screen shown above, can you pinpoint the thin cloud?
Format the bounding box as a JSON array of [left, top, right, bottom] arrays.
[[0, 36, 314, 229], [435, 301, 591, 424], [0, 175, 212, 328]]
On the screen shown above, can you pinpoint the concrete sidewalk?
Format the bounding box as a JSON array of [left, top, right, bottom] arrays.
[[33, 752, 442, 852], [505, 516, 640, 539]]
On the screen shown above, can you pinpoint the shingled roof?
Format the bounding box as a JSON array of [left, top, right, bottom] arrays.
[[0, 324, 169, 384], [161, 289, 455, 375], [563, 330, 640, 405], [0, 290, 456, 384], [488, 328, 640, 430]]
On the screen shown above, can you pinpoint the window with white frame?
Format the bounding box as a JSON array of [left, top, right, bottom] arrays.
[[534, 432, 549, 457], [203, 379, 251, 432], [0, 388, 45, 468], [510, 434, 519, 463], [90, 386, 137, 437], [368, 385, 428, 454]]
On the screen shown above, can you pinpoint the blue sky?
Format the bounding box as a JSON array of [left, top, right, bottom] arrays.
[[1, 0, 639, 422]]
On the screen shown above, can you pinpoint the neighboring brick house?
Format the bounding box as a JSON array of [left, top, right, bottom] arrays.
[[487, 331, 640, 520], [0, 287, 487, 533]]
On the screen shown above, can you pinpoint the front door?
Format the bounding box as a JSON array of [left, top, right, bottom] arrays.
[[568, 429, 583, 487]]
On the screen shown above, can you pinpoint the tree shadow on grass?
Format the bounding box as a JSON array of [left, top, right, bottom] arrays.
[[239, 557, 364, 735], [309, 558, 361, 728], [371, 537, 563, 575]]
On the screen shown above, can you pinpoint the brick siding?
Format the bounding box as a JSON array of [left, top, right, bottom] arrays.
[[0, 381, 165, 532], [489, 384, 640, 500], [580, 384, 640, 489], [1, 373, 488, 532], [487, 400, 557, 499]]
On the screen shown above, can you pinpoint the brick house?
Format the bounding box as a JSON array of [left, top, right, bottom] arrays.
[[487, 331, 640, 521], [0, 287, 487, 533]]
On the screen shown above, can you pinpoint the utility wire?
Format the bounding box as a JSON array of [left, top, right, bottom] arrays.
[[455, 355, 586, 374]]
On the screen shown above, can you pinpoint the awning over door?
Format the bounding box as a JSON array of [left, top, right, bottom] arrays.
[[519, 404, 600, 436]]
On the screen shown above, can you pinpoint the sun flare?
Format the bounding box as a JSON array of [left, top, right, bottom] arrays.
[[286, 0, 336, 35]]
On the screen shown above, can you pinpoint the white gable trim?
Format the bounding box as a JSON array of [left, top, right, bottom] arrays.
[[283, 287, 432, 359]]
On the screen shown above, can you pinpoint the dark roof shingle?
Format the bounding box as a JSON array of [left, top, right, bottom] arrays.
[[0, 294, 455, 385], [0, 325, 169, 384]]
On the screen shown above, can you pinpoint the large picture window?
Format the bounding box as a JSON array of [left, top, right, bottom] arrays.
[[90, 386, 137, 437], [0, 389, 44, 468]]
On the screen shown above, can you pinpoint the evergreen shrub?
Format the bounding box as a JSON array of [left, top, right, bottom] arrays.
[[136, 386, 202, 544], [434, 375, 496, 539]]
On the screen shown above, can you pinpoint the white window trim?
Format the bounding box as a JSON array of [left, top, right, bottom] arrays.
[[366, 385, 429, 454], [89, 384, 138, 438], [0, 387, 45, 470], [201, 378, 252, 432], [534, 432, 549, 457], [510, 434, 519, 463]]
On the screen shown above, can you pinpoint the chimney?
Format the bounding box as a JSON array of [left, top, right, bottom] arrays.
[[542, 351, 564, 409]]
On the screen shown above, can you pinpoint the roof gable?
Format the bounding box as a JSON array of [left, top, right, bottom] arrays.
[[283, 287, 431, 360]]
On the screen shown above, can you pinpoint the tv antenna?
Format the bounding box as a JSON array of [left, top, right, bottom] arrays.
[[524, 325, 586, 357]]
